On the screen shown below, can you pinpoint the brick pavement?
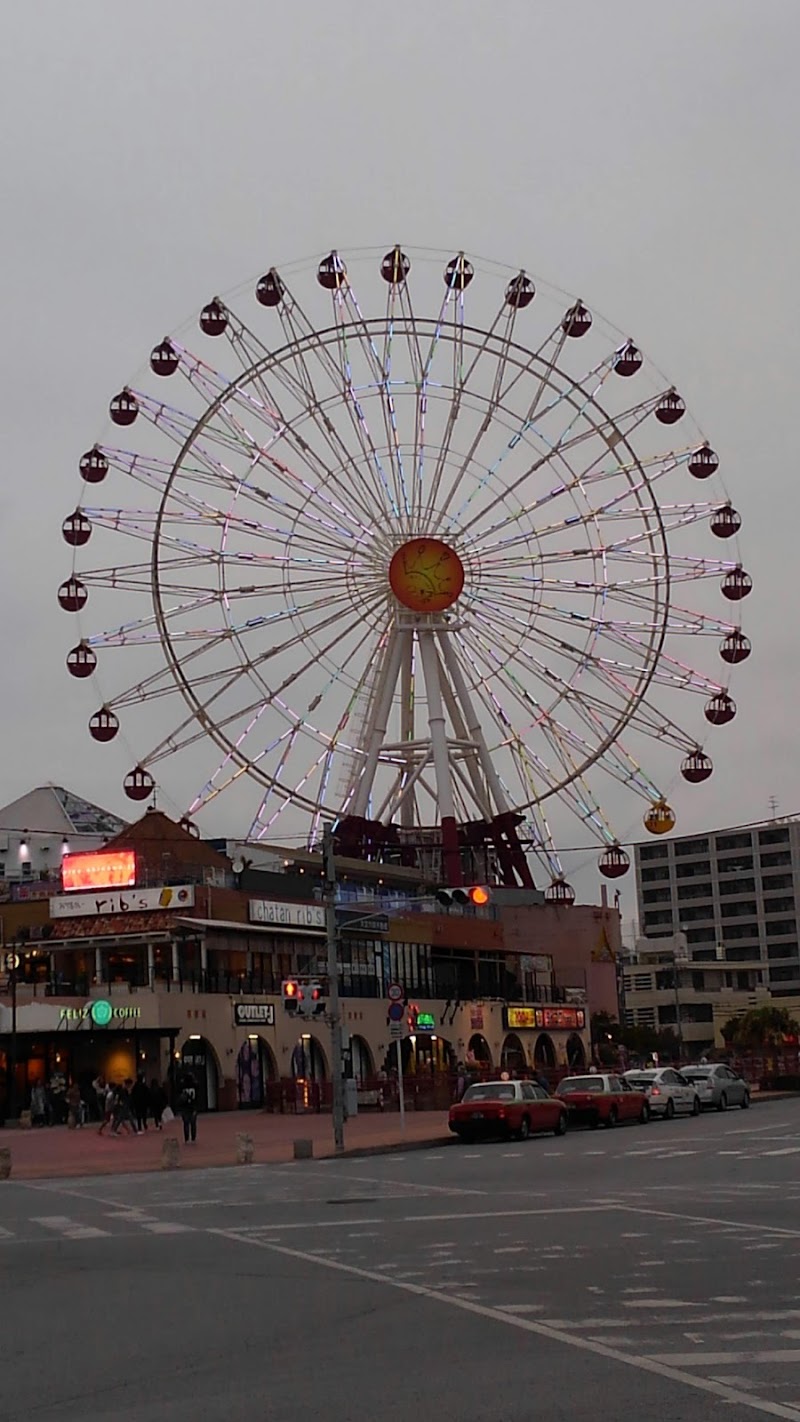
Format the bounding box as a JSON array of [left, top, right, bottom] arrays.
[[0, 1108, 452, 1181]]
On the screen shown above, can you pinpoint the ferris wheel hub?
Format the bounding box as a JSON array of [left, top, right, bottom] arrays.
[[388, 538, 464, 613]]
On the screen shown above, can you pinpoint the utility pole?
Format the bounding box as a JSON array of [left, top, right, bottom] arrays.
[[323, 823, 345, 1155]]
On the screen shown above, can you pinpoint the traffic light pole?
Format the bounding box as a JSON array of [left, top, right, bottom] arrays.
[[323, 823, 345, 1155]]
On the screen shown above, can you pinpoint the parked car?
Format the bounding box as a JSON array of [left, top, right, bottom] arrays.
[[555, 1073, 650, 1128], [623, 1067, 701, 1119], [681, 1063, 750, 1111], [448, 1080, 568, 1142]]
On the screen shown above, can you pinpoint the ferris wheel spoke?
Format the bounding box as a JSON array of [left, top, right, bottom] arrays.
[[459, 386, 671, 544], [532, 597, 738, 639]]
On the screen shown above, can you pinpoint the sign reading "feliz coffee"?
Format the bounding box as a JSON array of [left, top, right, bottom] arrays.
[[59, 1000, 142, 1026]]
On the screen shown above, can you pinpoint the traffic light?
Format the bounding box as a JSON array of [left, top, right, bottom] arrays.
[[434, 885, 492, 908], [282, 978, 300, 1014], [300, 982, 326, 1019]]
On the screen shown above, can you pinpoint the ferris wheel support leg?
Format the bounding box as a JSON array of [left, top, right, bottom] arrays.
[[492, 811, 536, 890], [437, 631, 512, 817], [349, 629, 405, 820], [417, 628, 463, 887]]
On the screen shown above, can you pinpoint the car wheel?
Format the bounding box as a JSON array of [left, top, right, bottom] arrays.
[[605, 1106, 618, 1129], [741, 1091, 750, 1109], [665, 1097, 675, 1121], [717, 1092, 728, 1112], [639, 1102, 650, 1124], [589, 1112, 600, 1130], [517, 1116, 531, 1141], [692, 1095, 701, 1116], [458, 1130, 474, 1144], [554, 1112, 567, 1137]]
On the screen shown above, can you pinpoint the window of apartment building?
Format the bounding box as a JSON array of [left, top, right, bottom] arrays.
[[639, 844, 669, 862], [643, 910, 674, 929], [721, 927, 760, 944], [678, 904, 715, 922], [759, 827, 790, 847], [717, 855, 754, 874], [21, 862, 31, 877], [720, 900, 758, 918], [641, 865, 671, 883], [766, 919, 797, 937], [674, 838, 710, 857], [682, 1003, 714, 1023], [677, 881, 713, 901], [725, 945, 760, 962], [658, 1004, 677, 1025], [762, 873, 795, 891], [718, 877, 756, 896], [691, 971, 705, 991], [764, 897, 796, 915], [675, 860, 711, 879], [769, 966, 800, 984], [761, 850, 792, 868], [635, 1008, 656, 1026], [691, 948, 717, 961], [716, 833, 753, 852], [736, 971, 751, 990], [642, 886, 672, 904], [767, 942, 799, 960], [686, 926, 716, 943]]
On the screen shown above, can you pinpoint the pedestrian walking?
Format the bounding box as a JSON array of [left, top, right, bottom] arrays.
[[149, 1078, 168, 1130], [66, 1081, 82, 1130], [178, 1071, 198, 1144], [98, 1083, 116, 1135], [131, 1074, 149, 1133], [111, 1080, 136, 1135], [30, 1082, 46, 1127]]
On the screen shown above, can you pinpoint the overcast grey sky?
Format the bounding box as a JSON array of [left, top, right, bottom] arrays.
[[1, 1, 797, 901]]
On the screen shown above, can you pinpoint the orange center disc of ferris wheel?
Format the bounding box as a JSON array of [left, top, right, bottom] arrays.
[[389, 538, 465, 613]]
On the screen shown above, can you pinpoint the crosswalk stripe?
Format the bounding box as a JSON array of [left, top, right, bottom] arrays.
[[30, 1216, 110, 1239], [141, 1222, 195, 1234]]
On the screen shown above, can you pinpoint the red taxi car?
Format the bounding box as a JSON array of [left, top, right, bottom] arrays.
[[555, 1073, 650, 1129], [449, 1080, 568, 1143]]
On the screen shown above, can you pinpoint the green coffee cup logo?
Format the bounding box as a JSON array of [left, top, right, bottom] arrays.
[[90, 999, 113, 1026]]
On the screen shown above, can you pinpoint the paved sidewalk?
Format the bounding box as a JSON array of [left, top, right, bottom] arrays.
[[0, 1108, 452, 1181]]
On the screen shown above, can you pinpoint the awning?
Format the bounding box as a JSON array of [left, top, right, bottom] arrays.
[[174, 916, 324, 938]]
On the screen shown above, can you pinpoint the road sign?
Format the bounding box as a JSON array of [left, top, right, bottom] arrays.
[[4, 952, 20, 972], [387, 982, 404, 1003], [387, 1000, 405, 1023], [390, 1022, 405, 1040]]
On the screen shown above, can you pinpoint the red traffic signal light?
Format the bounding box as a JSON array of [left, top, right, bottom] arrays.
[[435, 885, 492, 907], [282, 978, 301, 1013]]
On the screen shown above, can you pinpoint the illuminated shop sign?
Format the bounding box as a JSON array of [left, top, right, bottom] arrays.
[[62, 850, 137, 893], [50, 885, 194, 918], [415, 1012, 436, 1032], [59, 1000, 142, 1026], [506, 1006, 586, 1031]]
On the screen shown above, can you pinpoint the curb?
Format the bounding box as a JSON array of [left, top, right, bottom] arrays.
[[329, 1134, 454, 1162]]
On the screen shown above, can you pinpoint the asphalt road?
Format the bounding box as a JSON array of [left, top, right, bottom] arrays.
[[3, 1101, 800, 1422]]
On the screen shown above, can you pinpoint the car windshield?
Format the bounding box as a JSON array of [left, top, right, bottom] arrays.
[[557, 1077, 604, 1094], [462, 1084, 516, 1103]]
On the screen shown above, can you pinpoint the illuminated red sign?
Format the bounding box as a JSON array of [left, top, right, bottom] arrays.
[[541, 1007, 585, 1031], [62, 850, 136, 892]]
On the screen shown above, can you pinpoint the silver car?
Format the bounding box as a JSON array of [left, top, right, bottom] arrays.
[[681, 1063, 750, 1111], [623, 1067, 701, 1119]]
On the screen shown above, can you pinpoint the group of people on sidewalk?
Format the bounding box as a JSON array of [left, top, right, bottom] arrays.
[[28, 1069, 199, 1143]]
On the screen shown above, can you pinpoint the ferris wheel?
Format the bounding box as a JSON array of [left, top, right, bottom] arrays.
[[59, 245, 751, 896]]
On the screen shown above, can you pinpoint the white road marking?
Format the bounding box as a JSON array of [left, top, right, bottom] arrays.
[[764, 1148, 800, 1157], [649, 1350, 800, 1366], [496, 1304, 545, 1313], [494, 1246, 525, 1254], [141, 1222, 195, 1235], [624, 1299, 700, 1309], [213, 1228, 800, 1422], [624, 1205, 800, 1239], [0, 1226, 15, 1240], [502, 1153, 522, 1159], [30, 1216, 111, 1240], [714, 1297, 748, 1304]]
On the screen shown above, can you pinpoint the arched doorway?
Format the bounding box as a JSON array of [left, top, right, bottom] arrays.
[[467, 1034, 493, 1068], [566, 1033, 587, 1070], [350, 1035, 374, 1084], [291, 1034, 327, 1083], [399, 1033, 454, 1076], [236, 1036, 278, 1108], [534, 1033, 556, 1070], [180, 1037, 220, 1112], [501, 1033, 526, 1074]]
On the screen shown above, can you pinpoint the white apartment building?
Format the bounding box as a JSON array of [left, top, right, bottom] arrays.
[[634, 816, 800, 998], [621, 931, 771, 1055]]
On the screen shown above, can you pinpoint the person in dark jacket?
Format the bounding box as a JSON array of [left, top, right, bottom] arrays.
[[130, 1074, 149, 1133], [178, 1070, 198, 1143], [149, 1078, 168, 1130]]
